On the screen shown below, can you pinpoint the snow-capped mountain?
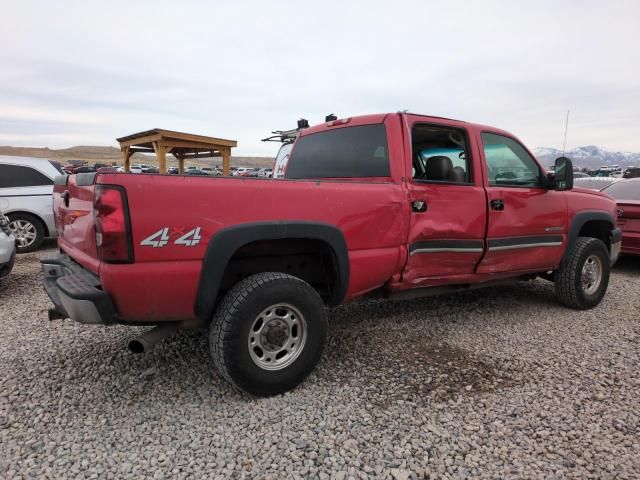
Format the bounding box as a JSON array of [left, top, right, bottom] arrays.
[[534, 146, 640, 169]]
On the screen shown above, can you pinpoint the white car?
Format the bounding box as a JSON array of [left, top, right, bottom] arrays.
[[232, 167, 253, 176], [116, 164, 150, 174], [0, 155, 61, 252], [0, 211, 16, 278]]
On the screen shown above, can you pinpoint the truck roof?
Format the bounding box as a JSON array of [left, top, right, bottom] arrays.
[[299, 112, 516, 139]]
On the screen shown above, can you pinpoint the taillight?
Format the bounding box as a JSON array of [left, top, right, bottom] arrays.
[[94, 185, 133, 263]]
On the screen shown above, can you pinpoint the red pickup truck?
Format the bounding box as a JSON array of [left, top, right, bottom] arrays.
[[42, 112, 621, 396]]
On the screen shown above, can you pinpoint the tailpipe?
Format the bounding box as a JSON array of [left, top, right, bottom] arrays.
[[128, 323, 178, 354]]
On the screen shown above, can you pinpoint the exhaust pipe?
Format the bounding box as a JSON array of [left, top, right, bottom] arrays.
[[128, 323, 178, 354]]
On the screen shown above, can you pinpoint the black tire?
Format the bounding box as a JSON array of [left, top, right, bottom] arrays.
[[209, 272, 328, 396], [7, 213, 45, 253], [555, 237, 610, 309]]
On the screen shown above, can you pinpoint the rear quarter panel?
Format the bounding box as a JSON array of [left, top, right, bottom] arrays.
[[97, 174, 407, 321]]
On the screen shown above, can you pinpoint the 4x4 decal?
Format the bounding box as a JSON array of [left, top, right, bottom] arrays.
[[140, 227, 202, 247]]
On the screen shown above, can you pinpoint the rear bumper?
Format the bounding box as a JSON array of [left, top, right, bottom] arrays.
[[610, 228, 622, 265], [41, 254, 117, 325]]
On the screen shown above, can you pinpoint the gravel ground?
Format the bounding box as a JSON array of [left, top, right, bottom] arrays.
[[1, 246, 639, 479]]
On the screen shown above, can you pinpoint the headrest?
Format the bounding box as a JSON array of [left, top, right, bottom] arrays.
[[452, 166, 466, 183], [425, 156, 453, 181]]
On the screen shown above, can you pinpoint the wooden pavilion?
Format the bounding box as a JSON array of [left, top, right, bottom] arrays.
[[116, 128, 237, 175]]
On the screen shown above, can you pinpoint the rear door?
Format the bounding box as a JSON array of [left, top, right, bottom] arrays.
[[476, 132, 567, 274], [402, 117, 487, 283]]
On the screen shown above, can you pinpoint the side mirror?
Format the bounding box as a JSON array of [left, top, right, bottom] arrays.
[[553, 156, 573, 191]]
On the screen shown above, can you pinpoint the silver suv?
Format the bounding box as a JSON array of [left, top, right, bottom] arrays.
[[0, 156, 62, 252]]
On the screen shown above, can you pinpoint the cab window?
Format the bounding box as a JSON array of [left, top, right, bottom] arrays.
[[481, 133, 542, 187], [411, 124, 471, 183]]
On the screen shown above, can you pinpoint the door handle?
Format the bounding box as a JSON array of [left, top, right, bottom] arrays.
[[62, 191, 70, 207], [411, 200, 427, 213], [490, 199, 504, 211]]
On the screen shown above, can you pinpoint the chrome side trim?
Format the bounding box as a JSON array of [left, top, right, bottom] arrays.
[[410, 247, 484, 255], [488, 242, 563, 252]]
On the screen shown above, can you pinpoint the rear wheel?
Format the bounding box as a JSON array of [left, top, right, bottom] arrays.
[[7, 213, 45, 253], [555, 237, 610, 309], [209, 272, 328, 396]]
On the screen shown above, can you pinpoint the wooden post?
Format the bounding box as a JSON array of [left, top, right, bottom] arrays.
[[222, 148, 230, 176], [178, 154, 185, 174], [153, 141, 167, 174], [123, 146, 132, 173]]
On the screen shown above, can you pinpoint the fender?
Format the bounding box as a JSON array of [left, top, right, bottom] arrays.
[[194, 221, 350, 319], [562, 210, 615, 263]]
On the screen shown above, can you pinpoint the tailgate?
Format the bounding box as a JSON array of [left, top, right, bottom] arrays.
[[54, 173, 100, 274]]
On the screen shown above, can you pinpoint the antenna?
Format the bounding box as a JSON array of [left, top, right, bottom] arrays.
[[562, 109, 570, 156]]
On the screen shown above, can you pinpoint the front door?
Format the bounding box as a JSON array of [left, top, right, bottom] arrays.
[[476, 132, 568, 274], [402, 120, 487, 284]]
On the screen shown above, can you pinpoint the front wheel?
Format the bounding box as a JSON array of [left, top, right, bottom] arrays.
[[555, 237, 610, 309], [209, 272, 328, 396]]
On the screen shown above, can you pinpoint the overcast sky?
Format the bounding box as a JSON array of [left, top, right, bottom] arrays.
[[1, 1, 639, 155]]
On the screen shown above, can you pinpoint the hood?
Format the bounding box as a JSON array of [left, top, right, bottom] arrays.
[[571, 186, 612, 199]]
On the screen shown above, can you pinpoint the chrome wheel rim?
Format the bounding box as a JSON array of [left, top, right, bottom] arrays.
[[248, 304, 307, 371], [581, 254, 603, 295], [8, 220, 37, 248]]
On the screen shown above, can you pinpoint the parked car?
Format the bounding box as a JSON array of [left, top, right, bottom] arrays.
[[233, 167, 254, 177], [73, 165, 97, 174], [257, 168, 273, 178], [574, 177, 620, 191], [97, 166, 119, 173], [601, 179, 640, 256], [0, 156, 60, 252], [184, 169, 210, 176], [42, 112, 620, 396], [0, 211, 16, 278], [623, 167, 640, 179]]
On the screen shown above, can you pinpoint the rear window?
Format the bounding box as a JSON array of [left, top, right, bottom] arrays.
[[601, 181, 640, 201], [0, 164, 54, 188], [285, 124, 390, 179]]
